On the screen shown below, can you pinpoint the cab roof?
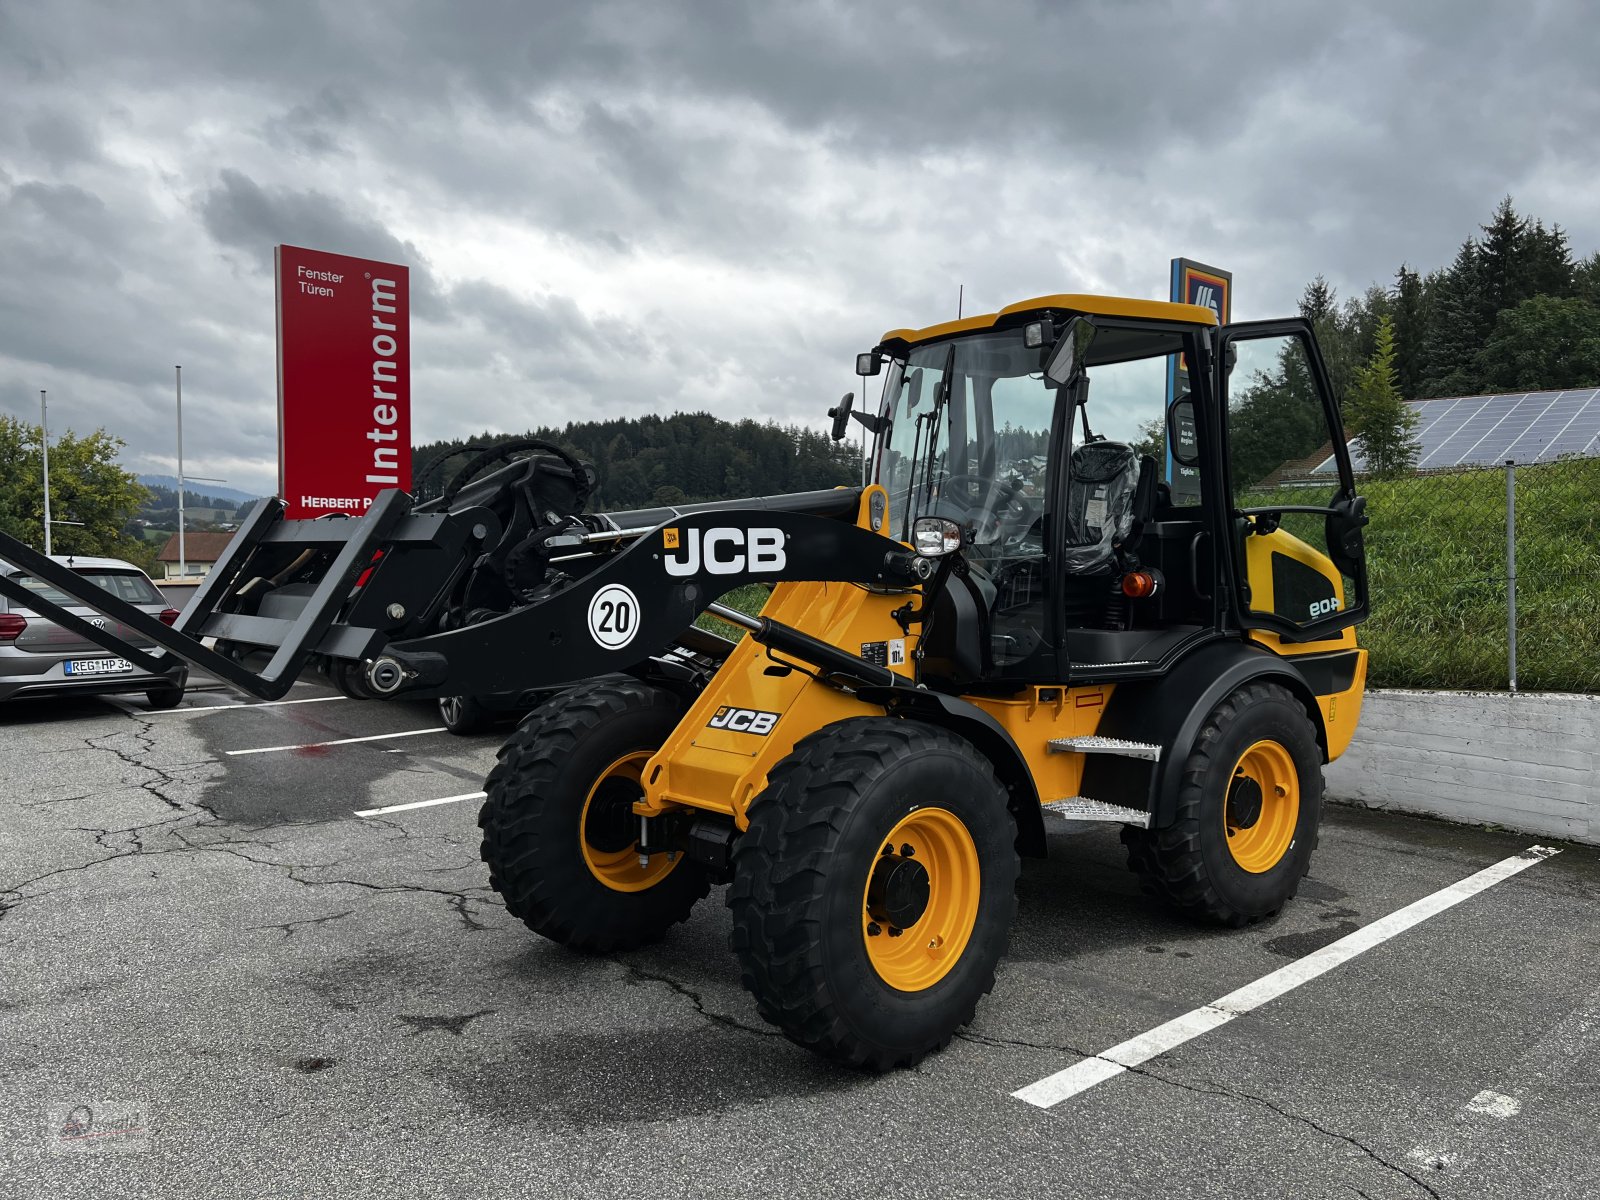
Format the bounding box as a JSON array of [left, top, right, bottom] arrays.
[[877, 292, 1217, 351]]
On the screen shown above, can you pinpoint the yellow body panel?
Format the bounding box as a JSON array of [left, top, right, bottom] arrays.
[[641, 486, 917, 827], [967, 686, 1116, 802], [639, 578, 917, 827], [880, 293, 1217, 349], [1242, 527, 1367, 762]]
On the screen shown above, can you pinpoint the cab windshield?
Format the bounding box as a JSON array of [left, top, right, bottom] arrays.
[[875, 329, 1059, 553]]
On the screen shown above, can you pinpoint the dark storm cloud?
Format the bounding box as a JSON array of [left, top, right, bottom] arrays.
[[197, 169, 442, 314], [1, 0, 1597, 493]]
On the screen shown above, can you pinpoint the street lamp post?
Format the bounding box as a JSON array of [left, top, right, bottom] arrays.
[[172, 366, 227, 581], [176, 365, 185, 577], [40, 389, 52, 556]]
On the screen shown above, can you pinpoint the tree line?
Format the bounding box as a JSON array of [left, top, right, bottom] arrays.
[[1300, 196, 1600, 406], [1180, 197, 1600, 483], [414, 412, 862, 511]]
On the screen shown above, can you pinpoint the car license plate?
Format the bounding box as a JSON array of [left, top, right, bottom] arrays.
[[64, 658, 134, 676]]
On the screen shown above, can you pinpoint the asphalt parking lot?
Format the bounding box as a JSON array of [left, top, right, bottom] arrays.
[[2, 679, 1597, 1199]]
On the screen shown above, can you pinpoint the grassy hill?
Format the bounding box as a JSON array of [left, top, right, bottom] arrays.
[[1249, 456, 1599, 693]]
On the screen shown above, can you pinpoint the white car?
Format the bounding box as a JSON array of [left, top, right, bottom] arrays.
[[0, 554, 187, 709]]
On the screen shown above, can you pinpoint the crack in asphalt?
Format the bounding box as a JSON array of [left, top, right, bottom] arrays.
[[967, 1026, 1440, 1199], [620, 963, 782, 1039], [397, 1009, 495, 1037], [246, 909, 358, 941], [84, 714, 191, 814], [1, 811, 493, 937]]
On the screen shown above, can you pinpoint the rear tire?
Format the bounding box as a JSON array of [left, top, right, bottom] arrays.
[[1122, 681, 1322, 926], [728, 717, 1019, 1071], [479, 679, 709, 952], [144, 685, 184, 711]]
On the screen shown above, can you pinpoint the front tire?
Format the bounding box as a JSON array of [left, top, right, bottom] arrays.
[[1123, 680, 1323, 926], [728, 717, 1019, 1071], [144, 685, 184, 710], [479, 679, 709, 952]]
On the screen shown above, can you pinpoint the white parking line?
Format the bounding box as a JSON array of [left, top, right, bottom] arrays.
[[355, 791, 486, 817], [226, 727, 447, 757], [142, 695, 349, 715], [1012, 845, 1563, 1109]]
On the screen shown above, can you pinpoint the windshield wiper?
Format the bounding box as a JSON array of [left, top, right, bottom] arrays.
[[916, 342, 957, 515]]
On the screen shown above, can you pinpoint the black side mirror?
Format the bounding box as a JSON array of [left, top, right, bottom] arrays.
[[855, 351, 882, 377], [1044, 317, 1096, 386], [828, 392, 855, 441], [1326, 493, 1369, 576], [1168, 395, 1200, 466]]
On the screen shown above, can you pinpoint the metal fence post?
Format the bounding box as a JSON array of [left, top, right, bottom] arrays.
[[1505, 459, 1517, 693]]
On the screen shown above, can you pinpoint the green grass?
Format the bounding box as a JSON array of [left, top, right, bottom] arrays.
[[1247, 457, 1600, 693]]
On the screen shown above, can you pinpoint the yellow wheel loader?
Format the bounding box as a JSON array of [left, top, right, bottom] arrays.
[[0, 292, 1369, 1071]]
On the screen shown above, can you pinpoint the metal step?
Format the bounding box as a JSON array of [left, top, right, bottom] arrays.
[[1048, 735, 1162, 761], [1042, 797, 1152, 828]]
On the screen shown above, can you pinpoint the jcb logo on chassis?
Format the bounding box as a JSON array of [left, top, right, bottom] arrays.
[[708, 706, 780, 736], [663, 527, 785, 577]]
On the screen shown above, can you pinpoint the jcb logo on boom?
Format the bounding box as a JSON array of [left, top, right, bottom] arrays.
[[663, 527, 786, 576], [707, 706, 780, 736]]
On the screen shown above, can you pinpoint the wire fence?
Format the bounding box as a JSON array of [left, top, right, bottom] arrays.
[[1257, 457, 1600, 694]]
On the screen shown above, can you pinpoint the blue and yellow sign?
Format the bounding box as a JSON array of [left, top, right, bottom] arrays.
[[1165, 258, 1231, 503]]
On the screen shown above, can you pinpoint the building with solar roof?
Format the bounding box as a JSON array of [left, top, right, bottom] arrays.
[[1315, 387, 1600, 474]]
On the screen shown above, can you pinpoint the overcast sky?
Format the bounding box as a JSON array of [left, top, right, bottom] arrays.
[[2, 0, 1596, 496]]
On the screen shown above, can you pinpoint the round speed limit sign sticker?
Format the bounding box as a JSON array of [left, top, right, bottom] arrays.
[[587, 583, 641, 650]]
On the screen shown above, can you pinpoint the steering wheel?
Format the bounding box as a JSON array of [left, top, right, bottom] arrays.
[[936, 473, 1036, 543]]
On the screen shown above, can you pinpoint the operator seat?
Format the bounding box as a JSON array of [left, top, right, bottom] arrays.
[[1062, 441, 1141, 573], [1061, 441, 1157, 628]]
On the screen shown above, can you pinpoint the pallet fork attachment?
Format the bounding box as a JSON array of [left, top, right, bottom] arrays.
[[0, 489, 474, 700]]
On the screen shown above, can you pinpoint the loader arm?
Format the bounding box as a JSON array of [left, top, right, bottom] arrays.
[[371, 504, 925, 698], [0, 484, 903, 703]]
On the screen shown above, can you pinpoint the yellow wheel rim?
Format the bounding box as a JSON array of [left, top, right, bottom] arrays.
[[579, 751, 679, 893], [861, 807, 981, 992], [1224, 739, 1300, 874]]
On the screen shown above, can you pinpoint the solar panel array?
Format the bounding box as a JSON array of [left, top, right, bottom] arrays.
[[1320, 388, 1600, 473]]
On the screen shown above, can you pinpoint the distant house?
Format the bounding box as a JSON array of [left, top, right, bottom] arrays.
[[155, 530, 237, 579]]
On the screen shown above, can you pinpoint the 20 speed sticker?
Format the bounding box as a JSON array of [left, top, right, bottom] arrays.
[[587, 583, 641, 650]]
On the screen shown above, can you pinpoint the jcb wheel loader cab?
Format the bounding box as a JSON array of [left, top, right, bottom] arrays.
[[479, 680, 711, 951], [728, 718, 1019, 1070]]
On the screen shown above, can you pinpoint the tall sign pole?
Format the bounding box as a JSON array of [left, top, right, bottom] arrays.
[[176, 365, 186, 578], [39, 390, 51, 556], [1166, 258, 1232, 505], [274, 245, 411, 518]]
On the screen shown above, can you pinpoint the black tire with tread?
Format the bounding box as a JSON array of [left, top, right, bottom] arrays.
[[144, 685, 185, 710], [728, 717, 1019, 1072], [479, 679, 709, 951], [439, 694, 494, 736], [1122, 680, 1323, 927]]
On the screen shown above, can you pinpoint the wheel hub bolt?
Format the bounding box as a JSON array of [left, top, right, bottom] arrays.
[[867, 922, 881, 937], [900, 844, 915, 857]]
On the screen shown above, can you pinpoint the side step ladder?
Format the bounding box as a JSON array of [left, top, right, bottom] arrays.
[[1048, 735, 1162, 761], [1042, 798, 1152, 828], [1043, 735, 1161, 827]]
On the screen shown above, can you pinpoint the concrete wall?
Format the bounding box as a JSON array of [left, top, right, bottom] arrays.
[[1325, 689, 1600, 846]]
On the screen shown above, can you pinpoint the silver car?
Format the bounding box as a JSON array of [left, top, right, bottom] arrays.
[[0, 554, 188, 709]]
